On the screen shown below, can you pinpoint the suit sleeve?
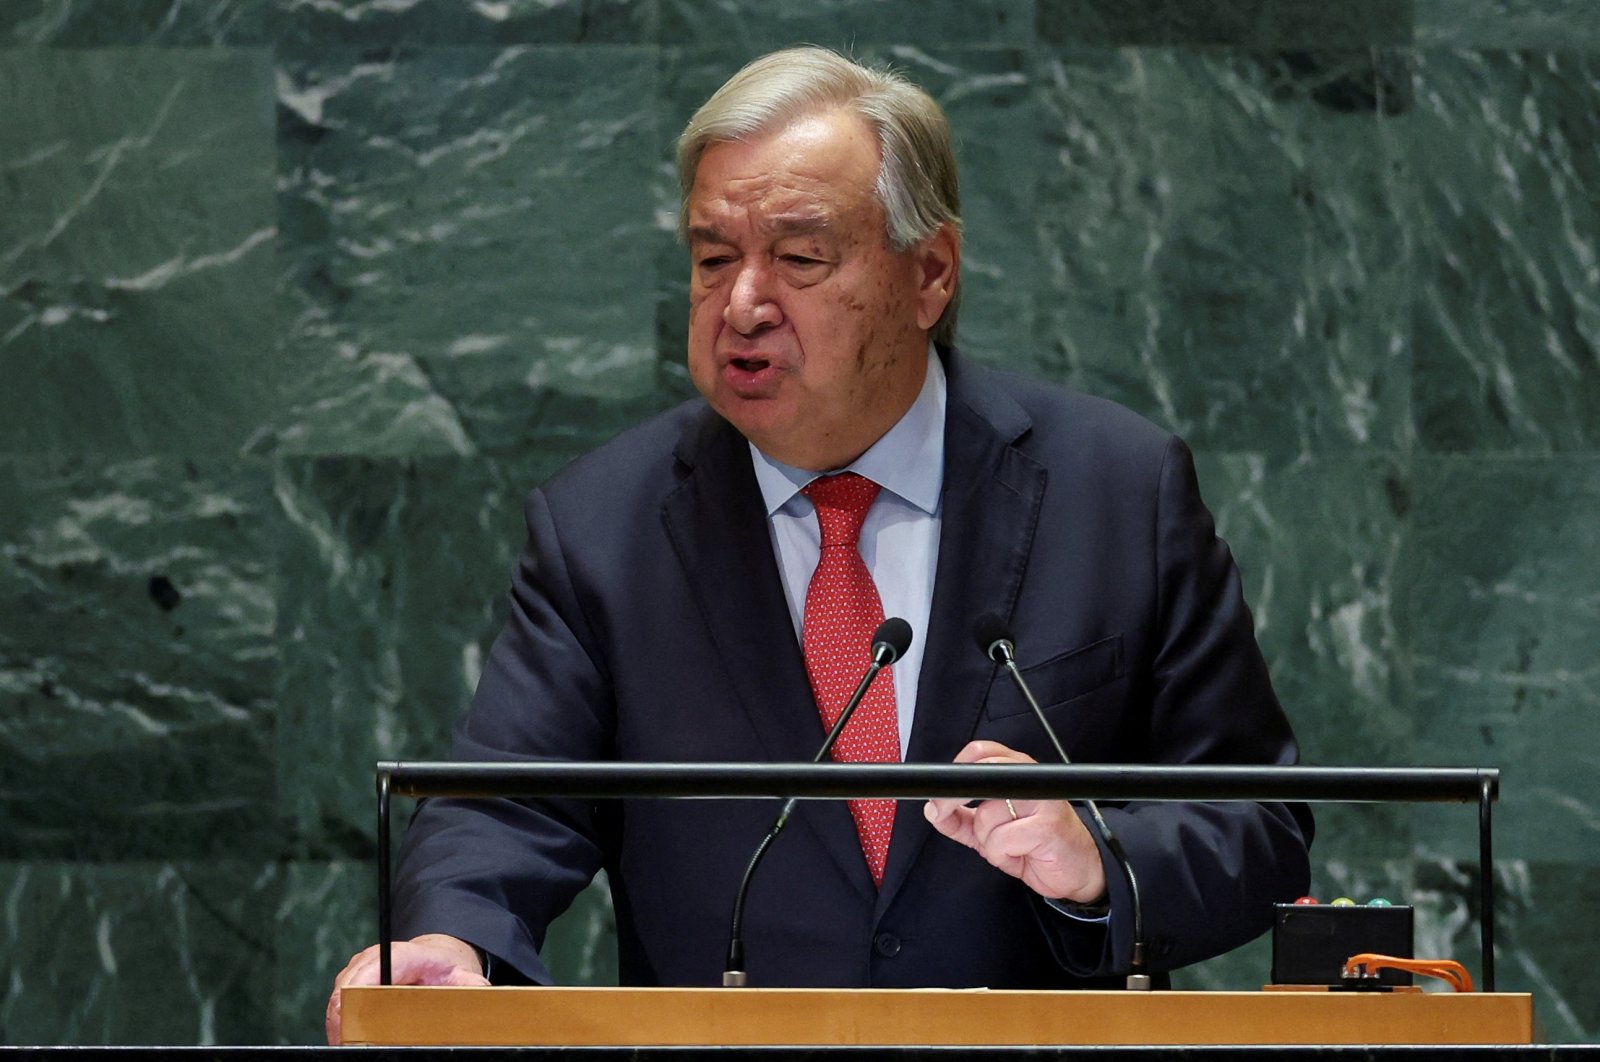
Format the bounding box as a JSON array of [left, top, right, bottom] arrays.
[[391, 486, 612, 984], [1035, 435, 1313, 977]]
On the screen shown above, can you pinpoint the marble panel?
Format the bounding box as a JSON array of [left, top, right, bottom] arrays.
[[0, 860, 278, 1045], [0, 458, 277, 860], [1409, 50, 1600, 452], [266, 46, 660, 457], [539, 874, 620, 988], [1477, 861, 1600, 1041], [1409, 457, 1600, 865], [274, 860, 372, 1043], [0, 49, 277, 458], [658, 0, 1032, 48], [271, 0, 658, 47], [1417, 0, 1600, 48], [1194, 453, 1414, 862], [1414, 857, 1594, 1041], [273, 452, 596, 857], [885, 46, 1044, 369], [0, 0, 654, 46], [1037, 49, 1412, 453], [1038, 0, 1412, 47], [0, 0, 275, 44]]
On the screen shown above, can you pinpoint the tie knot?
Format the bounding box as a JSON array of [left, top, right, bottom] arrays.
[[803, 472, 881, 547]]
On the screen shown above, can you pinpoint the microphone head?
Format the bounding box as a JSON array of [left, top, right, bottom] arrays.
[[973, 612, 1014, 663], [871, 617, 914, 665]]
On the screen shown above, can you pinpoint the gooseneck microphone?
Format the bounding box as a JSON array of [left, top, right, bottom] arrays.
[[723, 617, 914, 987], [973, 612, 1151, 991]]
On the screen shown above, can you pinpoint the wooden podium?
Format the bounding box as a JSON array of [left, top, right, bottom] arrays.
[[339, 986, 1533, 1047]]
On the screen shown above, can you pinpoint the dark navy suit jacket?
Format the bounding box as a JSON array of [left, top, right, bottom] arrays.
[[393, 349, 1313, 988]]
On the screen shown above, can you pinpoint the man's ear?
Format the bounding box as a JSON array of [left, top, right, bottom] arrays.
[[913, 223, 960, 332]]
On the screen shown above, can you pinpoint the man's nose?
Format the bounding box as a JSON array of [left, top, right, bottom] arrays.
[[724, 263, 782, 334]]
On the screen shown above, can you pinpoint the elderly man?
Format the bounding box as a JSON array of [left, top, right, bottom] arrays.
[[326, 46, 1310, 1041]]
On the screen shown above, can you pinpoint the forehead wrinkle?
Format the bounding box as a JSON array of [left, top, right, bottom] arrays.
[[688, 123, 885, 246], [686, 210, 835, 247]]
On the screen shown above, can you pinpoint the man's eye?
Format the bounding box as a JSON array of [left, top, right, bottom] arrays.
[[782, 255, 824, 266], [698, 255, 734, 269]]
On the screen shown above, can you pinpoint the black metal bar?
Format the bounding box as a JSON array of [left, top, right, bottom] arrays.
[[378, 768, 392, 987], [375, 760, 1503, 995], [378, 761, 1498, 804], [1480, 776, 1495, 992]]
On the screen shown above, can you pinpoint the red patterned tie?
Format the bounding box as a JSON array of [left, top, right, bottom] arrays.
[[801, 472, 901, 887]]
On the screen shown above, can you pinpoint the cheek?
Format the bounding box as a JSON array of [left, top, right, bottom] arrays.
[[836, 291, 869, 314], [822, 278, 870, 326], [828, 279, 902, 345], [688, 287, 720, 330]]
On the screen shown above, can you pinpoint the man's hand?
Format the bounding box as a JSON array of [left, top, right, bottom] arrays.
[[325, 933, 490, 1045], [923, 740, 1108, 905]]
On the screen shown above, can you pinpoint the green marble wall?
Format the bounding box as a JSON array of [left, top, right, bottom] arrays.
[[2, 0, 1596, 1045]]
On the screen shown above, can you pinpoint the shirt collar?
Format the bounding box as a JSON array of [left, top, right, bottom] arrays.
[[749, 346, 946, 517]]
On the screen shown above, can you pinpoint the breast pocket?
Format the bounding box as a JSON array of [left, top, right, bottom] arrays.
[[983, 634, 1124, 721]]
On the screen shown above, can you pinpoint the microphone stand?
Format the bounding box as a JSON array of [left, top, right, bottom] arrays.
[[984, 625, 1151, 991], [723, 618, 912, 987]]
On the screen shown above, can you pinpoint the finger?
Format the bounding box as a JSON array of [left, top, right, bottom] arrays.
[[984, 816, 1053, 859], [325, 985, 344, 1045], [997, 796, 1038, 820], [333, 946, 380, 990], [970, 819, 1028, 874], [940, 798, 1004, 858], [923, 800, 980, 848], [953, 740, 1041, 765], [972, 797, 1025, 847], [953, 739, 1024, 764], [394, 943, 487, 987], [336, 942, 465, 990], [986, 801, 1089, 855], [984, 810, 1106, 900], [923, 794, 973, 818]]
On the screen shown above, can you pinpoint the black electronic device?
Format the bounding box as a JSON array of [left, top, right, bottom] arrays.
[[1271, 902, 1414, 987]]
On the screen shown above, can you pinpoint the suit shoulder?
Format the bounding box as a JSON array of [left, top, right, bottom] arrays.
[[966, 362, 1179, 463], [538, 397, 711, 505]]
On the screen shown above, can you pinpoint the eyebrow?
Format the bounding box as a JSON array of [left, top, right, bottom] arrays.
[[686, 214, 832, 245]]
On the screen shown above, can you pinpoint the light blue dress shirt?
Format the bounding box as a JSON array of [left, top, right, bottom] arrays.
[[748, 350, 946, 755]]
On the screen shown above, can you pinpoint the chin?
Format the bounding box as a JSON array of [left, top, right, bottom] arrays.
[[711, 397, 791, 452]]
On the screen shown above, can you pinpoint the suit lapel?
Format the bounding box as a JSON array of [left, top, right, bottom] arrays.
[[876, 356, 1047, 915], [661, 408, 876, 899]]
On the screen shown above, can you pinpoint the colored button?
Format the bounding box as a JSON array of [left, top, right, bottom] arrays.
[[1367, 897, 1393, 907], [1293, 896, 1318, 905], [1331, 897, 1356, 907]]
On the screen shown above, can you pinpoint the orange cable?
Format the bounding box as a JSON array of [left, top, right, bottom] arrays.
[[1342, 952, 1475, 992]]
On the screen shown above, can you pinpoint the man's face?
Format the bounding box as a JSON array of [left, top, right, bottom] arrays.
[[686, 108, 955, 471]]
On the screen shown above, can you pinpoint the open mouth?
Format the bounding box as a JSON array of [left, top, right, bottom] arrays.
[[730, 356, 771, 374]]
